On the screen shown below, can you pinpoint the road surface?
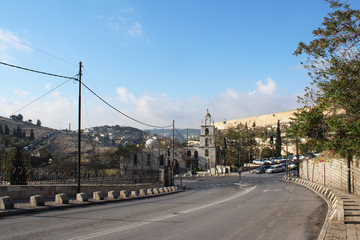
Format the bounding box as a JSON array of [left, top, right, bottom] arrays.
[[0, 172, 326, 240]]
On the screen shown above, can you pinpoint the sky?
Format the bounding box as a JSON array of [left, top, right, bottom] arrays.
[[1, 0, 359, 130]]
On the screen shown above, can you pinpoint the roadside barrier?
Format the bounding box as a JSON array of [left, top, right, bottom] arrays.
[[0, 185, 181, 216], [0, 196, 14, 209], [283, 176, 344, 223], [55, 193, 69, 204], [30, 195, 45, 207]]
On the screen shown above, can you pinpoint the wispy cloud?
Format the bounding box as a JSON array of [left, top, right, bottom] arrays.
[[0, 28, 32, 62], [127, 22, 143, 38], [98, 7, 144, 39]]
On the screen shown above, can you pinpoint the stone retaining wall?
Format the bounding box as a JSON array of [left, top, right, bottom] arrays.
[[300, 156, 360, 195]]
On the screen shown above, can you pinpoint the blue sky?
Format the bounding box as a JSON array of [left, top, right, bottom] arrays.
[[1, 0, 359, 130]]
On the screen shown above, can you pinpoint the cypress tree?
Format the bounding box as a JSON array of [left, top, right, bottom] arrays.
[[29, 129, 34, 140], [10, 147, 27, 185], [275, 120, 282, 157]]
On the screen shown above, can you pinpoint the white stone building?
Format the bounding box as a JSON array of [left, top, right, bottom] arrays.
[[187, 110, 217, 174]]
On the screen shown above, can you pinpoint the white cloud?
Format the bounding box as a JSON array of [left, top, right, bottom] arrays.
[[0, 28, 32, 62], [0, 29, 31, 53], [116, 87, 136, 102], [0, 81, 300, 130], [127, 22, 143, 38], [256, 77, 276, 95], [14, 88, 29, 97], [45, 84, 51, 91]]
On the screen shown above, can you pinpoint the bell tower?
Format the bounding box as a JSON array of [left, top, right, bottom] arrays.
[[199, 109, 216, 174]]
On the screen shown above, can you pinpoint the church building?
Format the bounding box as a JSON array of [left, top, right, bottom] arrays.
[[187, 110, 217, 174]]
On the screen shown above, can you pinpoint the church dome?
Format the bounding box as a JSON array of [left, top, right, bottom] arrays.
[[145, 138, 158, 148]]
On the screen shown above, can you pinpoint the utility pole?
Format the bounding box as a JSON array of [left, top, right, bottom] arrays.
[[77, 61, 82, 193], [172, 120, 175, 186]]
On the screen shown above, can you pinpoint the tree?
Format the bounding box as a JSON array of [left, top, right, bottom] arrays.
[[10, 147, 27, 185], [10, 114, 23, 121], [4, 125, 9, 135], [16, 114, 23, 122], [29, 129, 35, 141], [293, 0, 360, 193], [36, 119, 41, 126], [0, 124, 3, 135], [275, 120, 282, 157]]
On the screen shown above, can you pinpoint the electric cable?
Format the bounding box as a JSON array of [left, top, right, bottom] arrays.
[[0, 61, 78, 80], [0, 60, 173, 129], [175, 129, 187, 142], [0, 33, 77, 67], [81, 82, 173, 129], [9, 78, 72, 116]]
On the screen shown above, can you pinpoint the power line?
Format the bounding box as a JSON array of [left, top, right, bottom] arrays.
[[9, 79, 72, 117], [81, 82, 173, 129], [0, 61, 78, 80], [175, 129, 187, 142], [0, 33, 78, 67], [1, 60, 173, 129]]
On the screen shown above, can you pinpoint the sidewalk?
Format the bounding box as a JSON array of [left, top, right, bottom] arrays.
[[283, 176, 360, 240]]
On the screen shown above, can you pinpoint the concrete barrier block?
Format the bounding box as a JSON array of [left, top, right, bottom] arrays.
[[153, 188, 159, 194], [0, 196, 14, 209], [108, 191, 117, 199], [330, 199, 344, 223], [93, 191, 104, 201], [30, 195, 45, 207], [131, 190, 138, 197], [120, 190, 129, 199], [159, 188, 164, 193], [139, 189, 146, 196], [55, 193, 69, 204], [147, 189, 154, 195], [323, 189, 328, 196], [171, 186, 176, 191], [76, 193, 88, 202], [163, 187, 169, 193]]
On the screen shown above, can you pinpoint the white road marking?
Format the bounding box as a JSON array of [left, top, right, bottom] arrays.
[[263, 189, 282, 192]]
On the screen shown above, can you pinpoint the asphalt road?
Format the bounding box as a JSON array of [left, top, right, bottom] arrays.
[[0, 171, 326, 240]]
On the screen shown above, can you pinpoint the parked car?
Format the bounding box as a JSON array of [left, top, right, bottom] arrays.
[[253, 159, 263, 165], [265, 165, 285, 174], [262, 158, 273, 165], [255, 165, 272, 174], [288, 162, 298, 170]]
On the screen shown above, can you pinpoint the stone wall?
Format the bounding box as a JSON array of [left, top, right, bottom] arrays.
[[300, 156, 360, 195], [215, 109, 296, 130], [0, 183, 162, 199]]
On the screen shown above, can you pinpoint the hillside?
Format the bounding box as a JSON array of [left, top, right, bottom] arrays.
[[0, 116, 200, 163]]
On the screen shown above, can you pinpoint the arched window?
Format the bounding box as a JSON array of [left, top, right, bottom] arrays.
[[194, 151, 198, 159], [205, 128, 209, 135], [187, 150, 191, 157], [147, 154, 151, 166], [133, 154, 138, 165], [160, 155, 164, 166], [205, 138, 209, 146], [205, 149, 209, 156]]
